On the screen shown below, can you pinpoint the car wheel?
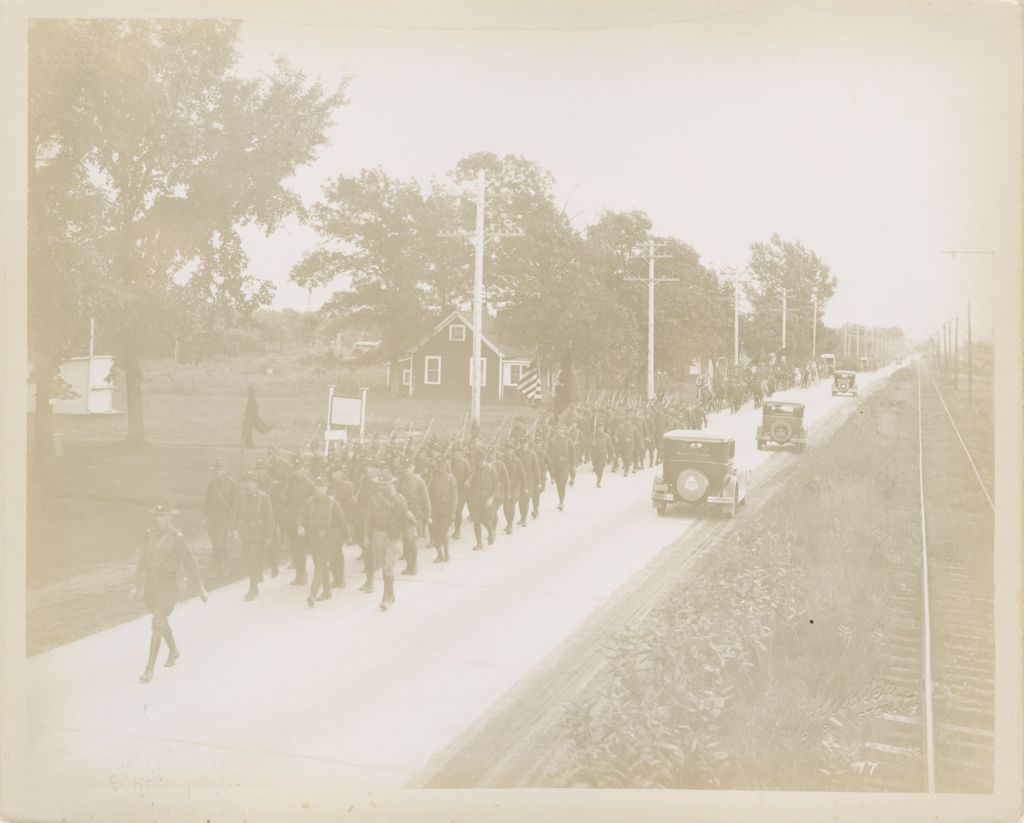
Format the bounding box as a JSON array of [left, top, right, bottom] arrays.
[[724, 488, 738, 518], [656, 504, 667, 516], [756, 440, 764, 450]]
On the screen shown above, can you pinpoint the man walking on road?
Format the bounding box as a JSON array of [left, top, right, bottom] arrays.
[[132, 501, 208, 683], [233, 473, 276, 601], [467, 448, 499, 550], [449, 448, 471, 541], [590, 421, 612, 488], [548, 424, 576, 511], [516, 440, 541, 527], [298, 476, 347, 607], [427, 457, 458, 562], [397, 461, 430, 576], [366, 469, 413, 611], [283, 456, 314, 586], [203, 459, 237, 579]]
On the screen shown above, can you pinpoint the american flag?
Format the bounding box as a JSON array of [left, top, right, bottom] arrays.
[[515, 358, 542, 401], [738, 352, 752, 368]]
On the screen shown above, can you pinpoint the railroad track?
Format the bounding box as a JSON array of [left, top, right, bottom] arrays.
[[857, 361, 994, 792]]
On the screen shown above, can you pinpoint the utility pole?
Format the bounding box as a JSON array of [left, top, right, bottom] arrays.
[[954, 313, 959, 391], [811, 289, 818, 359], [781, 288, 788, 353], [440, 169, 523, 428], [626, 240, 676, 400], [967, 299, 973, 404]]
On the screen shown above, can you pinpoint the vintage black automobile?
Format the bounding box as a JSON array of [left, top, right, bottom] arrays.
[[651, 431, 749, 517], [756, 400, 807, 452], [832, 369, 858, 397]]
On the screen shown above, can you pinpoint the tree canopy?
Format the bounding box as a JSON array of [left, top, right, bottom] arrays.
[[29, 19, 346, 447]]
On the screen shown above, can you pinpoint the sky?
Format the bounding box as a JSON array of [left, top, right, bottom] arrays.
[[234, 0, 1019, 341]]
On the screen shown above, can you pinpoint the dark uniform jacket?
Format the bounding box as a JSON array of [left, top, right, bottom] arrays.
[[427, 470, 458, 524], [398, 472, 431, 521], [547, 433, 576, 479], [493, 457, 511, 502], [504, 453, 527, 498], [467, 461, 500, 504], [518, 446, 542, 492], [232, 488, 275, 543], [368, 488, 412, 538], [298, 493, 347, 546], [135, 527, 203, 608]]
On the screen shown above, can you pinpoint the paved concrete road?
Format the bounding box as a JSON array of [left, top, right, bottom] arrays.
[[20, 368, 896, 821]]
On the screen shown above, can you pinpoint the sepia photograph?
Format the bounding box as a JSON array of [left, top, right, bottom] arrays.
[[1, 1, 1021, 821]]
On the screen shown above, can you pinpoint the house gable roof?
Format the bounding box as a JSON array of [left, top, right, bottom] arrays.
[[408, 310, 505, 359]]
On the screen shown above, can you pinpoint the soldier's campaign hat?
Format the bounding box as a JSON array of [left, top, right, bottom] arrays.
[[149, 500, 179, 516]]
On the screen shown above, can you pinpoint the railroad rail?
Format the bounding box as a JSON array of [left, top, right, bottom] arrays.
[[858, 361, 994, 792]]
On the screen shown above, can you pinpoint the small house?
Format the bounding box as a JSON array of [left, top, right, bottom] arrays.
[[385, 310, 533, 401]]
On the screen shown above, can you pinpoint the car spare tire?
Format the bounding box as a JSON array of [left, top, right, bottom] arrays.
[[770, 421, 793, 443], [676, 468, 710, 502], [837, 379, 850, 392]]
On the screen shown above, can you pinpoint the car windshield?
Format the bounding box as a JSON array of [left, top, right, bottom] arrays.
[[765, 404, 803, 416], [663, 439, 732, 462]]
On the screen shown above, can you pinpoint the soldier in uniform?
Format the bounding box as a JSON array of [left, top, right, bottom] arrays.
[[516, 439, 541, 526], [202, 459, 237, 579], [397, 461, 430, 576], [547, 424, 576, 511], [297, 475, 347, 607], [233, 472, 276, 601], [501, 446, 527, 535], [366, 469, 414, 611], [492, 448, 511, 535], [449, 448, 471, 541], [355, 465, 379, 592], [590, 421, 613, 487], [466, 448, 499, 550], [616, 417, 638, 477], [427, 457, 458, 562], [283, 456, 314, 586], [131, 501, 208, 683]]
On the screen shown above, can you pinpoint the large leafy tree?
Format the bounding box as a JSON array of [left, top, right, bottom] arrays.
[[292, 168, 442, 373], [745, 233, 837, 360], [29, 19, 345, 446]]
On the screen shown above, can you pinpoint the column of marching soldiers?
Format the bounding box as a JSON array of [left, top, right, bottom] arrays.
[[133, 361, 823, 682]]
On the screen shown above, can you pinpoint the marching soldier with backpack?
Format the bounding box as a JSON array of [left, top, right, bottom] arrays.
[[547, 424, 576, 511], [517, 439, 541, 526], [397, 461, 430, 576], [466, 448, 499, 550], [297, 475, 347, 607], [590, 421, 613, 488], [233, 472, 276, 601], [283, 456, 315, 586], [427, 457, 458, 562], [366, 468, 414, 611]]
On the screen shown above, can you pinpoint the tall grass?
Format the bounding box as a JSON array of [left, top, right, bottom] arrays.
[[561, 368, 925, 789]]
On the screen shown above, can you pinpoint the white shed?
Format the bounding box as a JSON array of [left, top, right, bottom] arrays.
[[51, 355, 116, 414]]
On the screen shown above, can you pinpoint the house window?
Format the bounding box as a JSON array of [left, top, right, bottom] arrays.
[[449, 324, 466, 342], [506, 363, 526, 386], [468, 357, 487, 387], [424, 356, 442, 385], [402, 369, 411, 387]]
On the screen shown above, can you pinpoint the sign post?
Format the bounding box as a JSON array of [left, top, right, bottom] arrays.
[[325, 386, 369, 454]]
